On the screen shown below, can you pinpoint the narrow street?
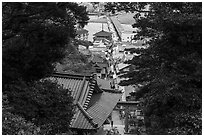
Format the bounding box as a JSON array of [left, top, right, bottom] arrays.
[[78, 10, 144, 135], [103, 110, 125, 135]]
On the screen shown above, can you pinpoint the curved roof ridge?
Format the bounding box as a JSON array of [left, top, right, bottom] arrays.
[[52, 72, 92, 80], [93, 30, 112, 37], [77, 102, 98, 128]]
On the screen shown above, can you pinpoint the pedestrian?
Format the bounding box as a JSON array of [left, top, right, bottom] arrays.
[[111, 120, 113, 128]]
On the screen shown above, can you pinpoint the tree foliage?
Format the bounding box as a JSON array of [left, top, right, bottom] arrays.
[[5, 80, 75, 134], [55, 40, 92, 73], [105, 2, 202, 134], [2, 2, 89, 85], [2, 2, 89, 134], [2, 95, 40, 135]]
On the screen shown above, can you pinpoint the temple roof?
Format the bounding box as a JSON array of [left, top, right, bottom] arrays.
[[48, 72, 121, 130], [97, 78, 112, 90], [93, 30, 112, 37]]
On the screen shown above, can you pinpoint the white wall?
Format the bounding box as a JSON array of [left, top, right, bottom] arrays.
[[121, 33, 136, 42]]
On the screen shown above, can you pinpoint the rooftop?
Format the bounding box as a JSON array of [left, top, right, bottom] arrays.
[[76, 28, 88, 35], [48, 72, 121, 130], [115, 12, 136, 25], [89, 16, 108, 23], [93, 30, 112, 37], [97, 78, 112, 90]]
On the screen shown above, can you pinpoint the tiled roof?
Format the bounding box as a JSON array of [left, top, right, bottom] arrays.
[[93, 30, 112, 37], [49, 75, 90, 102], [49, 73, 99, 129], [49, 72, 121, 130], [97, 78, 112, 90], [89, 16, 108, 23], [87, 91, 122, 128], [76, 29, 88, 35]]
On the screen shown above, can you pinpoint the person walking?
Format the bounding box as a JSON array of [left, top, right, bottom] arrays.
[[111, 120, 113, 128]]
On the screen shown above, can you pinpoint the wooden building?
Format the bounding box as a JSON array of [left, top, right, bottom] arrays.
[[49, 72, 122, 134]]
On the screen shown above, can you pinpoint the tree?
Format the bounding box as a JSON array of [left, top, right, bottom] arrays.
[[5, 80, 74, 134], [55, 39, 93, 73], [2, 2, 89, 134], [105, 2, 202, 134], [2, 2, 89, 86], [2, 95, 40, 135]]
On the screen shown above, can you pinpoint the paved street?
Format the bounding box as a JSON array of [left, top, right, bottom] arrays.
[[112, 110, 124, 125], [103, 110, 125, 135]]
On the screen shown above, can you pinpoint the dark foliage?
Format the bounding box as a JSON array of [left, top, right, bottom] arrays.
[[2, 95, 40, 135], [2, 2, 88, 134], [2, 2, 89, 85], [105, 2, 202, 134], [5, 80, 74, 134]]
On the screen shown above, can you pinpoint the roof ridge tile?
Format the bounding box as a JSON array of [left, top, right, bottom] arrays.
[[77, 102, 98, 128]]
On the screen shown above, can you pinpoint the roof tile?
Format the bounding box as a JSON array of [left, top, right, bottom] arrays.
[[87, 92, 122, 128], [49, 73, 121, 130], [93, 30, 112, 37]]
